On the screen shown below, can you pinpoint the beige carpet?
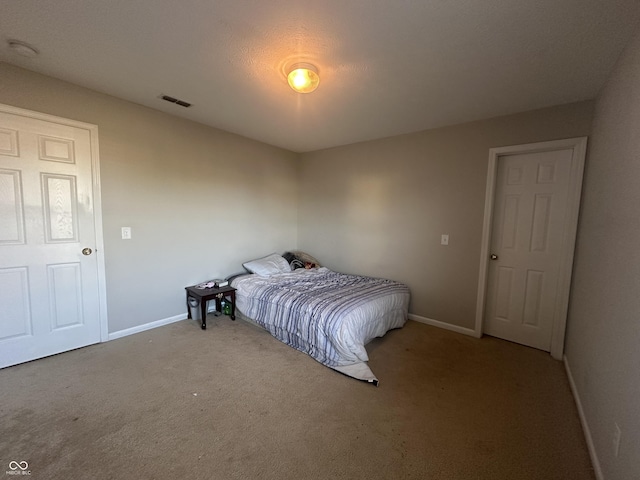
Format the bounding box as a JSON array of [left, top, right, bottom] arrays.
[[0, 318, 594, 479]]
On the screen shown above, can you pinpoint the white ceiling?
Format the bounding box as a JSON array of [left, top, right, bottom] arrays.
[[1, 1, 639, 153]]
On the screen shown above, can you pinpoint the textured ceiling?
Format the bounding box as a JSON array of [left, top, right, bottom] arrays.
[[1, 0, 640, 152]]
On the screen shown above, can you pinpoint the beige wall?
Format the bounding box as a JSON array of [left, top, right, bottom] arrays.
[[298, 102, 594, 329], [565, 31, 640, 480], [0, 63, 299, 334]]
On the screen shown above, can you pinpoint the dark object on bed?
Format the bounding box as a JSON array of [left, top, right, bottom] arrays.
[[283, 250, 320, 270], [282, 251, 296, 264]]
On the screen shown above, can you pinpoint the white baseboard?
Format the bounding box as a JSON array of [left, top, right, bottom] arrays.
[[108, 313, 187, 341], [408, 313, 476, 337], [109, 312, 476, 341], [108, 301, 224, 341], [564, 355, 603, 480]]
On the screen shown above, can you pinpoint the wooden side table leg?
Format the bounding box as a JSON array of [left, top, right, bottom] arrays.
[[187, 294, 192, 319], [201, 299, 207, 330], [230, 291, 236, 320]]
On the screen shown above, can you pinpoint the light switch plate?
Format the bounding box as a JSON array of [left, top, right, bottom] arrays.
[[121, 227, 132, 240]]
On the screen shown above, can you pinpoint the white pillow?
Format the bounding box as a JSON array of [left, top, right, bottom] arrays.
[[243, 253, 291, 276]]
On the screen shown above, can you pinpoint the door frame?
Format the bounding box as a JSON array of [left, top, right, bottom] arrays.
[[1, 103, 109, 342], [474, 137, 587, 359]]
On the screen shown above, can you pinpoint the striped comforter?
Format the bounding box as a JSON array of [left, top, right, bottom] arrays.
[[232, 267, 410, 382]]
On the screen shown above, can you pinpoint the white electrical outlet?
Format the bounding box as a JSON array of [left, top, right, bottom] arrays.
[[121, 227, 132, 240], [613, 423, 621, 457], [441, 234, 449, 245]]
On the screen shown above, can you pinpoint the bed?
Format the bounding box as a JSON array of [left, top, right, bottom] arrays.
[[229, 252, 410, 385]]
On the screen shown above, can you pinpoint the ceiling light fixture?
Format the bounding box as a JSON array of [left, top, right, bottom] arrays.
[[287, 63, 320, 94], [7, 40, 39, 58]]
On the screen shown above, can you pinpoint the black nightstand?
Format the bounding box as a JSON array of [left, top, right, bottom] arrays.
[[185, 285, 236, 330]]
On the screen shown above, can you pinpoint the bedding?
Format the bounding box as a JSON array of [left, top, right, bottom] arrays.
[[242, 253, 291, 276], [231, 266, 410, 385]]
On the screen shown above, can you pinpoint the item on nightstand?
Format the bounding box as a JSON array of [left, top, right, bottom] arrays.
[[222, 300, 231, 316], [195, 279, 229, 289]]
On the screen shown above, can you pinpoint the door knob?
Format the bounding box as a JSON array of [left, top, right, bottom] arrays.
[[490, 254, 498, 260], [82, 248, 93, 256]]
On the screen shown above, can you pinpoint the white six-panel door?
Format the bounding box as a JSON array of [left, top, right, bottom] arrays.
[[484, 148, 574, 350], [476, 138, 586, 359], [0, 105, 105, 368]]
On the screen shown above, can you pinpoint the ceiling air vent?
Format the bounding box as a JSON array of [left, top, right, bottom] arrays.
[[160, 95, 192, 108]]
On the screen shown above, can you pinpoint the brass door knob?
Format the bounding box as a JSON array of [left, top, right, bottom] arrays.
[[490, 254, 498, 260], [82, 248, 93, 256]]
